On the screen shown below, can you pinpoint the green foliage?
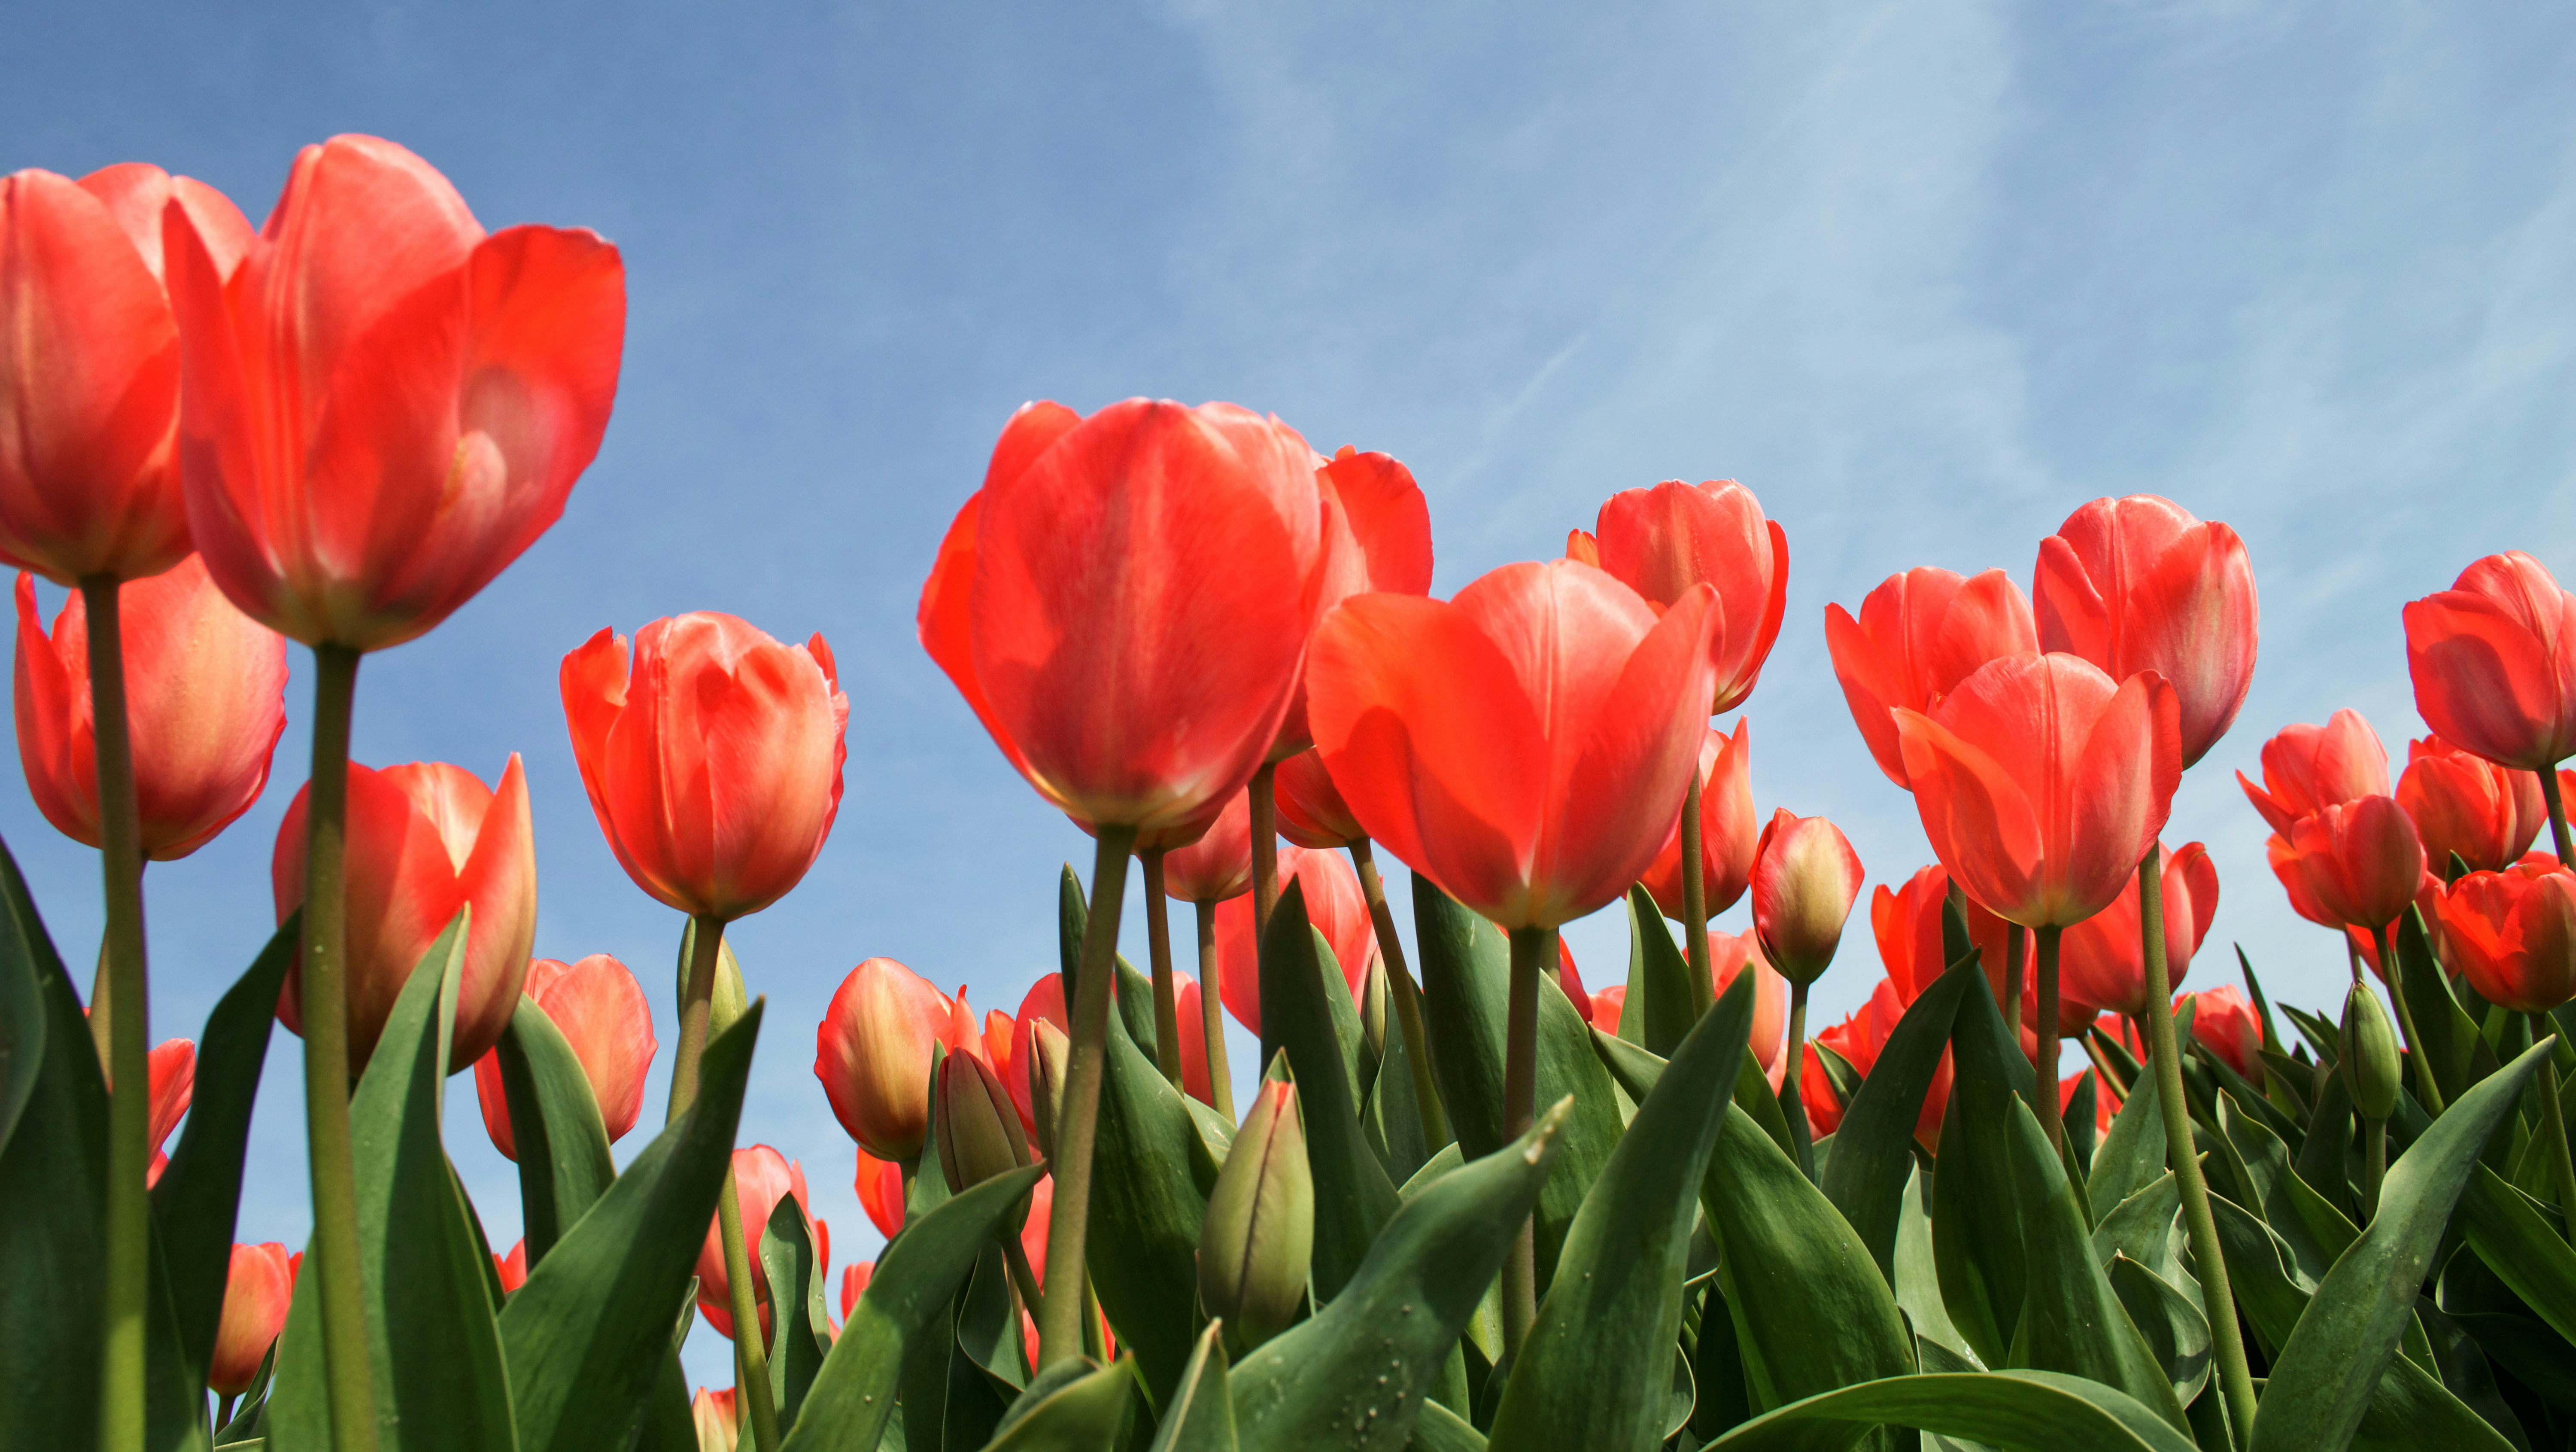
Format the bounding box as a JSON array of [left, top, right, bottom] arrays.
[[491, 995, 618, 1264]]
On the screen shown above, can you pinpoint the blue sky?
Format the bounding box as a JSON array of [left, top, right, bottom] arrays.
[[9, 0, 2574, 1388]]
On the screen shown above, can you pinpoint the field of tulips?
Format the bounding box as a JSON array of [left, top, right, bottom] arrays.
[[9, 131, 2576, 1452]]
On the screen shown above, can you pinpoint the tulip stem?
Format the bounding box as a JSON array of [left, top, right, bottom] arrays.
[[2034, 926, 2064, 1153], [1783, 979, 1813, 1176], [1004, 1235, 1045, 1324], [83, 578, 150, 1452], [1140, 850, 1185, 1087], [1038, 825, 1136, 1367], [2362, 1117, 2387, 1223], [1194, 899, 1233, 1120], [2541, 767, 2576, 867], [1249, 767, 1279, 938], [1681, 770, 1713, 1020], [2382, 923, 2445, 1114], [1352, 839, 1449, 1151], [714, 1171, 781, 1452], [2530, 1013, 2576, 1245], [2139, 846, 2260, 1444], [298, 642, 379, 1452], [2003, 923, 2026, 1046], [1501, 924, 1552, 1364], [667, 913, 729, 1124]]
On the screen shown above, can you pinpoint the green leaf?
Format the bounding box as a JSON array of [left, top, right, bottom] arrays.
[[2291, 1067, 2358, 1222], [2106, 1257, 2210, 1407], [1897, 1165, 1973, 1363], [1147, 1324, 1236, 1452], [2250, 1040, 2555, 1452], [762, 1189, 833, 1429], [984, 1356, 1142, 1449], [492, 995, 618, 1266], [1258, 880, 1400, 1303], [1625, 885, 1698, 1056], [1230, 1099, 1570, 1452], [2395, 906, 2482, 1106], [1932, 968, 2035, 1369], [781, 1166, 1047, 1452], [2454, 1163, 2576, 1349], [1088, 959, 1221, 1402], [1698, 1370, 2202, 1452], [2090, 1174, 2186, 1295], [955, 1242, 1030, 1401], [2216, 1093, 2352, 1286], [1822, 954, 1978, 1285], [1410, 1401, 1487, 1452], [1489, 970, 1756, 1452], [1361, 1005, 1431, 1187]]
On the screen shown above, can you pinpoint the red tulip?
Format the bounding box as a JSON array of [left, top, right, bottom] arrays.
[[169, 135, 624, 650], [495, 1239, 527, 1294], [563, 612, 847, 922], [1553, 939, 1590, 1023], [1216, 843, 1376, 1034], [697, 1146, 810, 1340], [206, 1242, 293, 1395], [1589, 480, 1788, 713], [144, 1036, 193, 1186], [1589, 983, 1627, 1030], [1638, 719, 1757, 920], [2281, 796, 2427, 933], [1173, 971, 1214, 1106], [1160, 788, 1255, 901], [1306, 559, 1720, 929], [2340, 869, 2450, 981], [2439, 861, 2576, 1011], [2057, 842, 2218, 1018], [2032, 494, 2258, 768], [2404, 552, 2576, 771], [1751, 810, 1865, 984], [1707, 930, 1789, 1077], [814, 957, 976, 1162], [919, 399, 1327, 836], [1273, 748, 1362, 850], [1270, 446, 1433, 758], [1801, 975, 1949, 1149], [2184, 986, 2264, 1078], [273, 756, 536, 1072], [839, 1262, 874, 1322], [1824, 567, 2036, 789], [1013, 1175, 1117, 1369], [1894, 653, 2182, 929], [2236, 709, 2389, 837], [853, 1146, 905, 1240], [471, 953, 657, 1157], [692, 1387, 740, 1452], [1869, 865, 2028, 1019], [14, 558, 286, 859], [1004, 975, 1069, 1134], [2399, 734, 2547, 874], [0, 164, 251, 583]]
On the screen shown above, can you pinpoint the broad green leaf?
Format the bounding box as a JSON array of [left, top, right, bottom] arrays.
[[2447, 1312, 2576, 1410], [2250, 1040, 2553, 1452], [2089, 1174, 2187, 1296], [1897, 1166, 1972, 1362], [762, 1190, 833, 1428], [1490, 971, 1754, 1452], [2290, 1068, 2358, 1222], [1084, 1008, 1217, 1403], [2106, 1257, 2209, 1407], [1626, 885, 1698, 1056], [1410, 1401, 1487, 1452], [2192, 1041, 2302, 1152], [496, 1004, 764, 1452], [984, 1356, 1141, 1449], [2217, 1093, 2351, 1286], [2083, 1068, 2166, 1218], [2412, 1303, 2532, 1450], [2454, 1163, 2576, 1349], [1822, 954, 1978, 1285], [1398, 1142, 1464, 1202], [780, 1166, 1047, 1452], [1699, 1370, 2201, 1452], [492, 995, 617, 1265], [1259, 880, 1400, 1303], [1230, 1099, 1569, 1452], [1147, 1323, 1236, 1452], [1361, 1004, 1431, 1186], [955, 1242, 1030, 1400], [1933, 970, 2035, 1368]]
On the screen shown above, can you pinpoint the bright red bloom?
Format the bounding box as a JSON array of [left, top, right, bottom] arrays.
[[1824, 567, 2036, 789], [495, 1239, 527, 1294], [1554, 939, 1590, 1023], [563, 612, 847, 921], [1801, 975, 1950, 1149], [1270, 446, 1433, 759], [1589, 983, 1626, 1030], [1708, 930, 1789, 1077], [2236, 709, 2389, 838], [1273, 747, 1363, 850], [273, 756, 536, 1072], [471, 953, 657, 1157], [207, 1242, 293, 1395], [0, 164, 250, 582], [1638, 719, 1757, 920], [1160, 788, 1255, 901], [2184, 986, 2264, 1078], [1751, 810, 1865, 984], [14, 558, 285, 860], [2032, 495, 2258, 769], [814, 957, 975, 1162], [2342, 870, 2451, 982], [1870, 864, 2027, 1020], [2399, 734, 2548, 874], [920, 399, 1327, 836], [2404, 552, 2576, 771], [854, 1146, 904, 1241], [697, 1146, 810, 1341], [2057, 842, 2217, 1018], [169, 135, 625, 650], [2440, 863, 2576, 1013], [2281, 796, 2427, 933], [1004, 976, 1069, 1135], [1894, 653, 2182, 929], [142, 1036, 193, 1186], [839, 1262, 874, 1322], [1307, 559, 1720, 930], [1589, 480, 1788, 713], [1216, 843, 1375, 1035]]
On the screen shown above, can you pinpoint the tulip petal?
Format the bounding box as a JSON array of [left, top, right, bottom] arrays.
[[1547, 584, 1722, 925]]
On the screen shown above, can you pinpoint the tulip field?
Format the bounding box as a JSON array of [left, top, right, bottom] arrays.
[[11, 134, 2576, 1452]]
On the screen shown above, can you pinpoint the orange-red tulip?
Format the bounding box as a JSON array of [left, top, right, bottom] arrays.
[[0, 164, 250, 583], [206, 1242, 292, 1395], [2441, 863, 2576, 1012], [2342, 870, 2450, 981], [814, 957, 976, 1163], [839, 1262, 874, 1322], [273, 756, 536, 1072], [1270, 446, 1433, 759], [854, 1146, 904, 1240], [2184, 986, 2264, 1078], [1273, 747, 1363, 851], [563, 612, 847, 922], [471, 953, 657, 1157], [169, 135, 625, 650], [1750, 810, 1865, 984], [1870, 864, 2028, 1020], [1707, 929, 1790, 1078], [919, 399, 1327, 836], [1553, 939, 1590, 1023], [1824, 567, 2036, 789], [14, 558, 286, 859], [1013, 1175, 1117, 1370], [2058, 841, 2217, 1018], [2281, 796, 2427, 933], [1160, 788, 1255, 901], [2032, 495, 2257, 768], [1589, 480, 1788, 714], [2236, 709, 2389, 837], [1801, 975, 1949, 1149], [144, 1036, 193, 1186], [692, 1387, 739, 1452], [698, 1146, 810, 1341], [1894, 653, 2181, 929], [1589, 983, 1626, 1029], [1005, 975, 1069, 1134], [495, 1239, 527, 1294], [1216, 843, 1375, 1034], [2399, 734, 2548, 873], [2404, 552, 2576, 771], [1306, 559, 1720, 930], [1638, 719, 1757, 920]]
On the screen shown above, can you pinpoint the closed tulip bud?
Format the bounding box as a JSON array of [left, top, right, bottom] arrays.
[[691, 1387, 739, 1452], [472, 953, 659, 1158], [1751, 810, 1865, 984], [1360, 957, 1389, 1058], [935, 1051, 1032, 1228], [1028, 1018, 1069, 1162], [1198, 1080, 1313, 1352], [814, 956, 972, 1163], [206, 1242, 292, 1395], [2342, 986, 2401, 1121]]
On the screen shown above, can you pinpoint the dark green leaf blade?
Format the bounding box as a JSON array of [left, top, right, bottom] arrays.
[[1820, 955, 1976, 1285], [985, 1356, 1142, 1449], [1699, 1370, 2201, 1452], [1147, 1323, 1237, 1452], [1626, 885, 1698, 1056], [1257, 880, 1399, 1301], [492, 995, 618, 1265], [1087, 966, 1220, 1402]]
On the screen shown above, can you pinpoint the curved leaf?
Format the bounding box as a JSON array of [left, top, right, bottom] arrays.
[[1258, 880, 1399, 1303], [985, 1356, 1141, 1449], [492, 995, 617, 1266], [1410, 1401, 1487, 1452], [1821, 954, 1977, 1285], [1147, 1324, 1236, 1452], [1932, 970, 2035, 1368], [1699, 1370, 2200, 1452], [1088, 963, 1221, 1402], [2084, 1054, 2169, 1218], [1625, 884, 1698, 1056], [2106, 1257, 2209, 1407], [2455, 1163, 2576, 1351], [2217, 1094, 2351, 1286], [760, 1189, 832, 1428]]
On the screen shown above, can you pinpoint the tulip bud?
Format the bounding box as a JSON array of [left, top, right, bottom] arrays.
[[2342, 986, 2401, 1121], [1027, 1019, 1070, 1163], [691, 1386, 740, 1452], [1359, 957, 1388, 1063], [206, 1242, 293, 1395], [1198, 1080, 1313, 1353], [936, 1051, 1033, 1230], [1751, 810, 1866, 984]]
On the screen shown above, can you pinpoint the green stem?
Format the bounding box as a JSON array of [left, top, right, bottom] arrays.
[[1193, 898, 1233, 1121], [1003, 1235, 1045, 1323], [1681, 768, 1713, 1020], [1037, 825, 1136, 1367], [2034, 925, 2063, 1153], [299, 643, 378, 1452], [1249, 766, 1279, 938], [1501, 924, 1552, 1363], [1140, 851, 1183, 1087], [715, 1171, 779, 1452], [2003, 922, 2026, 1046], [2541, 766, 2576, 866], [666, 913, 727, 1124], [2363, 1117, 2387, 1223], [2532, 1012, 2576, 1245], [2382, 923, 2445, 1114], [84, 578, 148, 1452], [1352, 839, 1450, 1151], [1784, 979, 1811, 1153], [2140, 845, 2260, 1443]]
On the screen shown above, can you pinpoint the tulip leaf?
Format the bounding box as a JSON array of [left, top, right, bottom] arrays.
[[493, 995, 618, 1266], [1821, 953, 1977, 1285], [1625, 885, 1698, 1056], [984, 1355, 1142, 1449], [2105, 1256, 2210, 1407], [1258, 880, 1399, 1309], [2250, 1039, 2553, 1452], [1148, 1323, 1237, 1452], [2090, 1173, 2185, 1294], [2084, 1068, 2172, 1218], [2217, 1093, 2351, 1286], [781, 1166, 1044, 1452], [1932, 968, 2035, 1369], [2292, 1065, 2359, 1221], [1896, 1166, 1972, 1362], [1695, 1370, 2202, 1452], [1361, 1006, 1431, 1186], [1488, 969, 1754, 1452], [955, 1240, 1030, 1400], [2454, 1164, 2576, 1351], [2396, 906, 2482, 1105], [1410, 1401, 1488, 1452], [0, 862, 43, 1163], [762, 1190, 834, 1429], [1230, 1099, 1570, 1452]]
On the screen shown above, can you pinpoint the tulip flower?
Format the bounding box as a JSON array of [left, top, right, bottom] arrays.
[[272, 756, 537, 1072], [1272, 446, 1435, 759], [1215, 843, 1376, 1035], [692, 1387, 739, 1452], [2184, 986, 2264, 1079], [1198, 1080, 1314, 1354], [2405, 552, 2576, 776], [143, 1036, 192, 1186], [2441, 864, 2576, 1014], [815, 957, 976, 1163], [2058, 842, 2218, 1020], [2399, 734, 2546, 875], [1638, 720, 1757, 921], [1004, 976, 1069, 1135], [1751, 810, 1865, 984], [471, 953, 657, 1157], [839, 1263, 874, 1324], [1588, 480, 1788, 715], [1824, 567, 2037, 789], [2282, 796, 2427, 937], [495, 1239, 528, 1294], [2236, 709, 2389, 838], [207, 1242, 293, 1397], [1799, 976, 1950, 1150], [1160, 789, 1255, 902], [1553, 939, 1590, 1023], [1589, 983, 1627, 1029], [1707, 930, 1790, 1080], [1273, 748, 1361, 850], [854, 1147, 904, 1240], [1871, 865, 2028, 1028], [697, 1146, 810, 1341]]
